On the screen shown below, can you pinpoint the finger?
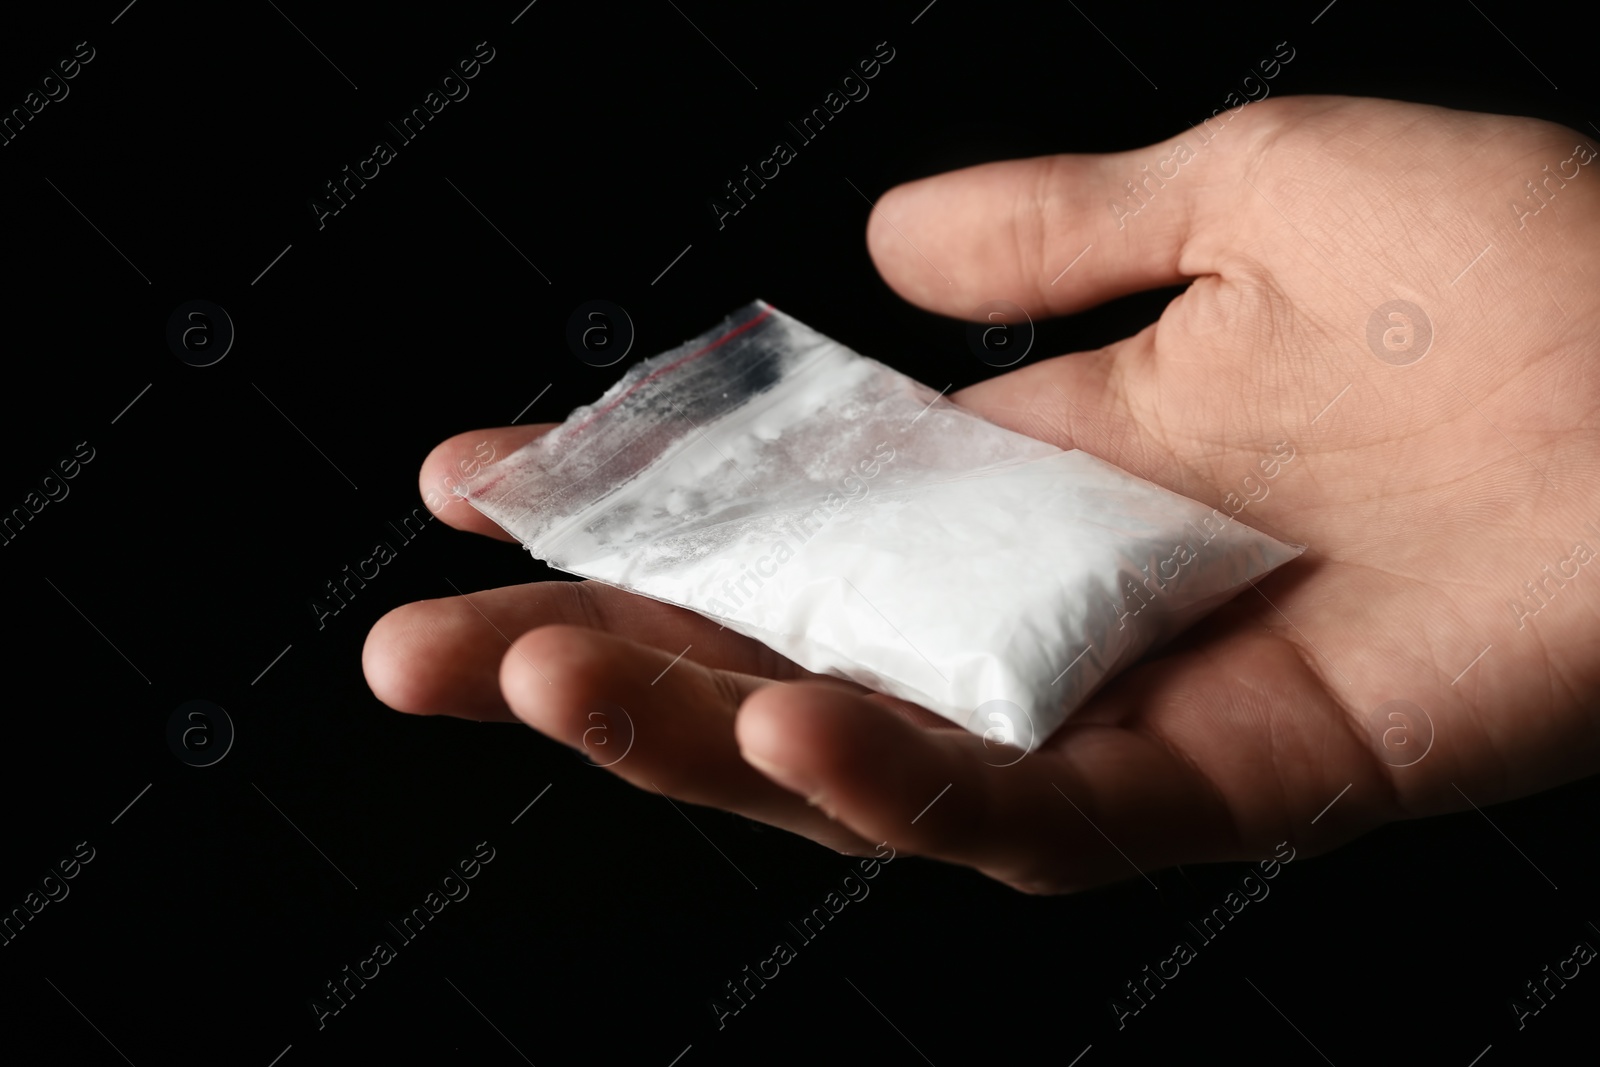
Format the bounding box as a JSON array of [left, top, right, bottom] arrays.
[[734, 680, 1230, 891], [864, 98, 1311, 320], [501, 624, 877, 854], [734, 632, 1390, 893], [950, 339, 1144, 463], [419, 425, 555, 540], [364, 579, 821, 721], [945, 324, 1191, 492]]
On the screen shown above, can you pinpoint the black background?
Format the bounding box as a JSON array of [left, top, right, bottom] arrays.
[[2, 1, 1597, 1064]]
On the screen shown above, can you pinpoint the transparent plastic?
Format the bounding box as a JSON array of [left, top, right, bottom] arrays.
[[457, 301, 1302, 751]]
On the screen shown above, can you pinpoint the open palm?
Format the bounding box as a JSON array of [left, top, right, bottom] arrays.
[[365, 95, 1600, 892]]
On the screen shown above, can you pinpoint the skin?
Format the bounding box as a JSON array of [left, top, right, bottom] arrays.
[[364, 96, 1600, 893]]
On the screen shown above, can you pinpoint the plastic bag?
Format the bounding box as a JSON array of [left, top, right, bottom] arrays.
[[457, 301, 1302, 752]]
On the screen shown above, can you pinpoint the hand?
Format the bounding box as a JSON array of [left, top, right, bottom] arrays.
[[363, 95, 1600, 893]]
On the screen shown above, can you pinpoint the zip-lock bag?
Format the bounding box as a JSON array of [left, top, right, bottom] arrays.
[[458, 301, 1302, 752]]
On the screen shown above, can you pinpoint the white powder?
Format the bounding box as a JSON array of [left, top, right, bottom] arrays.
[[461, 302, 1301, 750]]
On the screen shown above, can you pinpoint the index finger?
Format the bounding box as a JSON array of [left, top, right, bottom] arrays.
[[420, 425, 555, 540]]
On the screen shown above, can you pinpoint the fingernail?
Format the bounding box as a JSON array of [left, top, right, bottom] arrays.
[[742, 750, 823, 804]]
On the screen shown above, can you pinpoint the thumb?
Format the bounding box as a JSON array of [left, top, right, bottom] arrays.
[[863, 97, 1306, 320]]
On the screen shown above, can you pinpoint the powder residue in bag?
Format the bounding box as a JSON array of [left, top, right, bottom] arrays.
[[458, 301, 1302, 751]]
